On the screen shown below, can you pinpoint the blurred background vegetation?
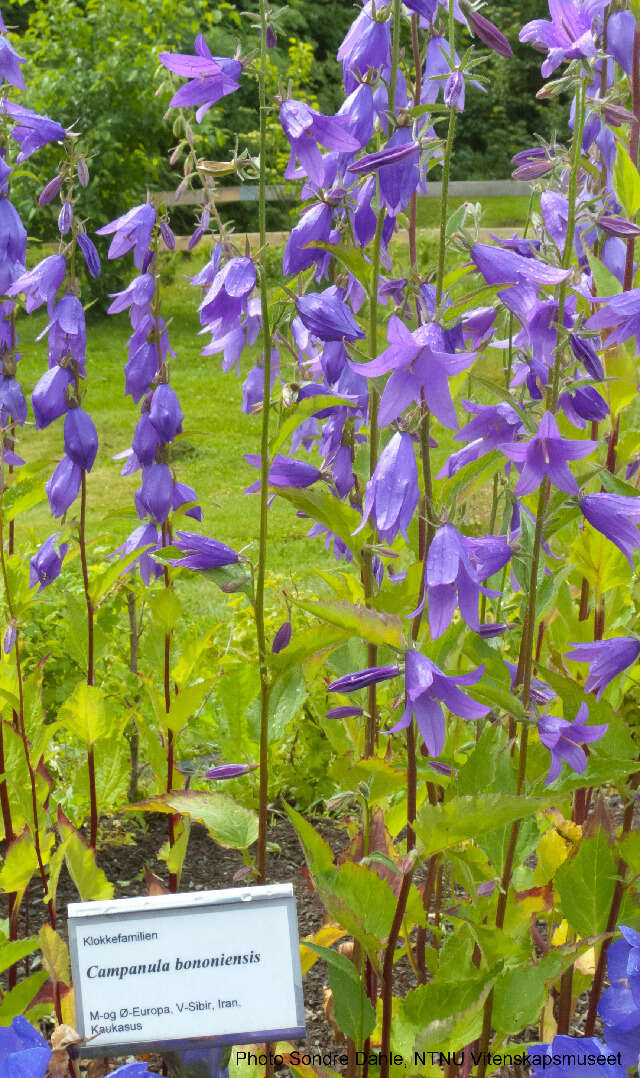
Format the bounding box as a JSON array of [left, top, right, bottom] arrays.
[[4, 0, 567, 242]]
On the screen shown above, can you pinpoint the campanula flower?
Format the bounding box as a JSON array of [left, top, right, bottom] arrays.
[[538, 703, 607, 785], [135, 462, 173, 523], [205, 763, 256, 780], [0, 376, 26, 427], [470, 242, 571, 288], [283, 203, 333, 277], [132, 413, 161, 467], [520, 0, 607, 77], [585, 289, 640, 351], [165, 531, 240, 571], [569, 333, 604, 380], [0, 1016, 51, 1078], [356, 432, 418, 543], [38, 174, 63, 206], [77, 233, 101, 279], [558, 386, 608, 427], [272, 621, 292, 653], [438, 401, 523, 478], [337, 3, 391, 92], [40, 294, 87, 368], [64, 409, 98, 471], [107, 273, 156, 318], [500, 411, 596, 496], [599, 927, 640, 1067], [528, 1035, 625, 1077], [199, 257, 256, 335], [0, 100, 66, 161], [280, 99, 360, 186], [348, 133, 421, 214], [0, 198, 26, 293], [112, 522, 162, 585], [31, 366, 72, 429], [29, 534, 68, 591], [467, 9, 513, 58], [444, 70, 465, 111], [0, 35, 25, 91], [7, 254, 66, 314], [45, 454, 82, 517], [566, 638, 640, 699], [328, 666, 399, 693], [96, 204, 156, 270], [388, 650, 488, 757], [580, 493, 640, 565], [159, 34, 241, 122], [296, 288, 364, 343], [172, 481, 202, 522], [148, 384, 183, 442], [244, 453, 323, 490], [426, 525, 512, 638]]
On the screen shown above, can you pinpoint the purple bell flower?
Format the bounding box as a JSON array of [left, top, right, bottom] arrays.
[[107, 273, 155, 317], [96, 204, 156, 269], [580, 493, 640, 565], [585, 289, 640, 351], [337, 83, 375, 147], [328, 665, 399, 693], [349, 132, 421, 215], [148, 384, 183, 442], [132, 413, 162, 466], [569, 333, 604, 380], [272, 621, 292, 654], [63, 408, 98, 471], [165, 530, 240, 571], [58, 200, 72, 236], [388, 650, 488, 758], [337, 4, 391, 92], [470, 242, 571, 288], [159, 35, 241, 122], [77, 233, 101, 279], [326, 705, 364, 719], [438, 400, 523, 478], [283, 203, 333, 276], [0, 35, 25, 91], [280, 99, 360, 186], [41, 294, 87, 367], [538, 702, 607, 785], [112, 522, 162, 586], [7, 254, 66, 314], [125, 337, 159, 403], [566, 638, 640, 699], [31, 366, 72, 429], [199, 257, 256, 334], [444, 70, 465, 111], [172, 481, 202, 522], [30, 534, 68, 591], [0, 376, 26, 426], [500, 411, 596, 496], [528, 1035, 625, 1078], [38, 174, 63, 206], [558, 386, 608, 427], [136, 462, 173, 523], [0, 1015, 51, 1077], [205, 763, 256, 780], [599, 926, 640, 1067], [0, 100, 66, 161], [296, 288, 364, 342], [426, 525, 511, 638], [356, 432, 418, 543], [467, 9, 513, 58], [244, 453, 323, 490], [520, 0, 607, 77], [353, 315, 477, 429], [46, 454, 82, 517], [0, 198, 26, 293]]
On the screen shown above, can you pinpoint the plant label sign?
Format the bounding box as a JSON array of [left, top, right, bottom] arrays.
[[68, 883, 306, 1058]]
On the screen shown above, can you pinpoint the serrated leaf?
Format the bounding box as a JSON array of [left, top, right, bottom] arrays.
[[39, 924, 70, 986], [0, 970, 48, 1022], [58, 682, 109, 746], [293, 598, 406, 650], [57, 812, 114, 901], [271, 394, 355, 457], [613, 141, 640, 216], [284, 801, 335, 875], [0, 936, 39, 976], [555, 832, 617, 937], [2, 476, 47, 523], [308, 242, 371, 286], [89, 546, 151, 606], [414, 794, 551, 859], [129, 791, 258, 849], [303, 943, 375, 1043]]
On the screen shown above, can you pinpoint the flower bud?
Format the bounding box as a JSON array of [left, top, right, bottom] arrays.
[[77, 158, 90, 187], [38, 174, 63, 206], [159, 221, 176, 250], [58, 200, 72, 235], [467, 8, 513, 58], [271, 621, 292, 653]]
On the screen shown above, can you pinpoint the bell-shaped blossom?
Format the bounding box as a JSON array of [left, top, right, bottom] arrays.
[[296, 288, 364, 343], [148, 384, 183, 442], [283, 203, 333, 276], [528, 1035, 626, 1078], [280, 99, 360, 186], [599, 926, 640, 1068], [38, 174, 63, 206], [337, 4, 391, 91], [46, 454, 82, 517], [438, 400, 523, 478], [159, 34, 241, 122], [96, 203, 156, 270], [444, 70, 465, 111], [567, 638, 640, 699], [585, 289, 640, 351], [112, 522, 162, 585], [272, 621, 292, 654], [0, 100, 66, 161], [40, 294, 87, 367], [7, 253, 66, 314], [165, 530, 240, 570], [205, 763, 256, 780], [31, 365, 72, 429], [467, 9, 513, 58], [132, 412, 162, 466], [388, 650, 489, 757], [63, 408, 98, 471], [30, 534, 68, 591], [125, 336, 159, 403], [0, 376, 26, 427], [353, 315, 477, 429], [328, 665, 399, 694], [172, 481, 202, 522], [520, 0, 607, 77], [500, 411, 596, 496], [244, 453, 322, 491], [538, 702, 607, 785], [136, 462, 173, 523], [426, 525, 512, 638], [470, 242, 571, 288], [0, 198, 26, 293], [199, 257, 256, 335], [348, 132, 420, 214], [558, 386, 608, 427], [356, 432, 418, 543], [606, 11, 635, 74], [0, 35, 25, 90], [580, 493, 640, 565], [569, 333, 603, 380], [0, 1015, 51, 1077], [77, 232, 101, 279], [107, 273, 156, 319], [337, 83, 375, 147]]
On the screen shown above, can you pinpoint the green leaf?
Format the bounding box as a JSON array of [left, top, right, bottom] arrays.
[[0, 936, 40, 976], [2, 475, 47, 523], [442, 284, 510, 325], [0, 970, 48, 1023], [89, 546, 152, 606], [165, 679, 215, 734], [275, 486, 366, 567], [293, 598, 406, 650], [270, 623, 349, 683], [441, 451, 503, 505], [284, 801, 335, 875], [148, 589, 183, 634], [58, 682, 110, 746], [555, 832, 617, 938], [613, 141, 640, 216], [270, 395, 354, 457], [414, 794, 550, 860], [303, 943, 375, 1044], [39, 924, 70, 985], [308, 242, 371, 286], [315, 862, 397, 968], [585, 248, 622, 297], [130, 791, 258, 850], [58, 813, 114, 901], [401, 977, 494, 1054], [0, 830, 38, 896]]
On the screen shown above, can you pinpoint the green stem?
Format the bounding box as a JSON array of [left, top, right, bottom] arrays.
[[435, 2, 457, 305], [256, 0, 273, 888], [388, 0, 402, 126]]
